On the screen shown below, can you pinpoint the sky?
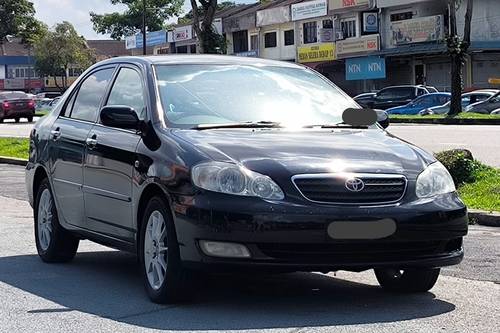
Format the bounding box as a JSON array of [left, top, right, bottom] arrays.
[[32, 0, 253, 40]]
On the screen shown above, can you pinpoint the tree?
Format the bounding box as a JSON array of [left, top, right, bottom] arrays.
[[34, 22, 96, 92], [90, 0, 183, 40], [0, 0, 40, 55], [447, 0, 474, 116], [178, 1, 235, 24], [190, 0, 227, 54]]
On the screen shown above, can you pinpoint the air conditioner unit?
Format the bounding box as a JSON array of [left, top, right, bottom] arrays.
[[335, 31, 344, 41]]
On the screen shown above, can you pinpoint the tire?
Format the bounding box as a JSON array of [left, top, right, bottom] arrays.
[[139, 196, 192, 303], [27, 116, 33, 123], [375, 268, 440, 293], [34, 178, 79, 263], [15, 118, 20, 123], [0, 118, 3, 123]]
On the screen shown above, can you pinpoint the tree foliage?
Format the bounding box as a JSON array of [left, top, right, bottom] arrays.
[[178, 1, 235, 24], [190, 0, 227, 54], [90, 0, 183, 40], [0, 0, 42, 52], [34, 22, 96, 91]]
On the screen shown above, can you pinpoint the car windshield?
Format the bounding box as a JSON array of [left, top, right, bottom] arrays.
[[0, 92, 28, 100], [155, 64, 359, 128]]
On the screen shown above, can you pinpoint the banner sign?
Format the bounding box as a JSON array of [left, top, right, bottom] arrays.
[[346, 56, 386, 80], [329, 0, 369, 10], [126, 30, 167, 49], [257, 6, 291, 26], [291, 0, 327, 21], [173, 26, 193, 42], [390, 15, 444, 45], [298, 43, 335, 63]]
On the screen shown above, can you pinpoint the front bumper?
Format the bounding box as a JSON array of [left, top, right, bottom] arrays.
[[173, 191, 468, 272]]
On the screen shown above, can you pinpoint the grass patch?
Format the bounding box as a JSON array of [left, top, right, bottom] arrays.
[[390, 113, 500, 120], [0, 137, 29, 159], [459, 165, 500, 212]]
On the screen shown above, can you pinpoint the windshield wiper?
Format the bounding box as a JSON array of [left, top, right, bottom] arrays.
[[302, 122, 369, 129], [193, 121, 283, 130]]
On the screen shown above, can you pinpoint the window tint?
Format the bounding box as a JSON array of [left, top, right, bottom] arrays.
[[107, 68, 146, 119], [264, 32, 277, 48], [284, 30, 294, 46], [378, 87, 414, 99], [70, 68, 114, 122]]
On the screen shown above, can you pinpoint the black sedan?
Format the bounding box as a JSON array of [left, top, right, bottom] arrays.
[[26, 56, 467, 303]]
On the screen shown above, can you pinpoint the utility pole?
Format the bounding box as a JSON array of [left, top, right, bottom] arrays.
[[142, 0, 147, 55]]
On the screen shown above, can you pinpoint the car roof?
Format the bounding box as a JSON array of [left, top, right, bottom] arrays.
[[97, 55, 303, 69]]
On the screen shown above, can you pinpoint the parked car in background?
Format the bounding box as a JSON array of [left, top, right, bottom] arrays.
[[36, 92, 62, 100], [358, 85, 438, 109], [386, 93, 451, 115], [420, 90, 498, 115], [27, 55, 467, 304], [465, 91, 500, 114], [0, 91, 36, 123], [353, 92, 377, 106]]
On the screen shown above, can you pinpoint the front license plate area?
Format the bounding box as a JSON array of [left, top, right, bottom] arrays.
[[327, 219, 396, 240]]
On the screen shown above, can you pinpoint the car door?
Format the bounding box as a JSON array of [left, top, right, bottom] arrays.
[[49, 66, 116, 228], [83, 66, 146, 241], [484, 94, 500, 113]]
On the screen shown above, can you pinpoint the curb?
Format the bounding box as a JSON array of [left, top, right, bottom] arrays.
[[390, 118, 500, 125], [0, 156, 28, 166], [468, 209, 500, 227]]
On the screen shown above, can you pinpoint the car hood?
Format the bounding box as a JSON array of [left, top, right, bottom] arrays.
[[171, 128, 434, 179]]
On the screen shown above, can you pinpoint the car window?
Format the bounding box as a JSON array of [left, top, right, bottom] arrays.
[[0, 92, 28, 100], [426, 87, 438, 93], [417, 88, 426, 96], [69, 68, 115, 122], [413, 96, 429, 106], [489, 94, 500, 103], [377, 87, 414, 100], [106, 67, 146, 120]]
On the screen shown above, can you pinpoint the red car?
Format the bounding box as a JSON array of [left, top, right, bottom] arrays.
[[0, 91, 36, 123]]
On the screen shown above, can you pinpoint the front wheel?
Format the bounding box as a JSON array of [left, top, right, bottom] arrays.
[[34, 178, 79, 262], [14, 118, 20, 123], [139, 196, 192, 303], [27, 116, 33, 123], [375, 268, 440, 293]]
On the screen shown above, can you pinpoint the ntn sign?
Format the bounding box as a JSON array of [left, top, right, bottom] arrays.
[[346, 56, 386, 80], [329, 0, 369, 10]]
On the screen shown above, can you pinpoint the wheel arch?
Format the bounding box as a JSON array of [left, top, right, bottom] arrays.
[[33, 165, 49, 198]]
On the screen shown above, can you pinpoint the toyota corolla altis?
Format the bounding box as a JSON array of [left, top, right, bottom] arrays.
[[26, 56, 468, 303]]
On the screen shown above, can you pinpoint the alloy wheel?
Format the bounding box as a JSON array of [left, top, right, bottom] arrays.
[[37, 189, 53, 251], [144, 210, 169, 290]]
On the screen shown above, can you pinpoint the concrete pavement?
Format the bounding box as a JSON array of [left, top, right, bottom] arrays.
[[387, 124, 500, 167], [0, 164, 499, 332], [0, 118, 40, 138]]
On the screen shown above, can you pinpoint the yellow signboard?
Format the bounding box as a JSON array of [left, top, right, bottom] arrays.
[[298, 43, 336, 63], [489, 78, 500, 85]]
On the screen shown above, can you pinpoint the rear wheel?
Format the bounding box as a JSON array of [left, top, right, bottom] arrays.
[[375, 268, 440, 293], [0, 118, 3, 123], [27, 116, 33, 123], [14, 117, 20, 123], [139, 196, 192, 303], [34, 178, 79, 262]]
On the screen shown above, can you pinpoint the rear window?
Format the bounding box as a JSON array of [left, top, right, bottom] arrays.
[[0, 92, 28, 100], [377, 87, 414, 99]]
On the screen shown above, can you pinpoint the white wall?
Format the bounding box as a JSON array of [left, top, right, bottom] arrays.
[[259, 22, 295, 61], [457, 0, 500, 42]]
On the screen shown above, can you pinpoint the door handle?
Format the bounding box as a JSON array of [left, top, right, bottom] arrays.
[[86, 135, 98, 149], [50, 128, 61, 141]]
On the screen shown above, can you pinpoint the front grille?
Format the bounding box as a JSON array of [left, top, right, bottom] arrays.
[[292, 173, 407, 205], [258, 241, 445, 263]]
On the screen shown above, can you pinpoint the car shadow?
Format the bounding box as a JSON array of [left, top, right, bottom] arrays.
[[0, 251, 456, 330]]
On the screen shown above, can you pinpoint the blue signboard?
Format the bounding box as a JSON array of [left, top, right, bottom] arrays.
[[135, 30, 168, 49], [346, 56, 386, 81]]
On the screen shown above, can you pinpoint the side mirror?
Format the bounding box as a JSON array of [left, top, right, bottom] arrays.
[[375, 109, 390, 129], [100, 105, 140, 130]]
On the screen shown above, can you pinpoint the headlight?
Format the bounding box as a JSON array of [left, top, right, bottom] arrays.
[[415, 162, 456, 198], [191, 162, 285, 200]]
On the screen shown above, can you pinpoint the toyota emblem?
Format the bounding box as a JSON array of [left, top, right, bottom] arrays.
[[345, 177, 365, 192]]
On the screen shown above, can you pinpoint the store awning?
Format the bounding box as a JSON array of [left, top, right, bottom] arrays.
[[371, 42, 447, 57]]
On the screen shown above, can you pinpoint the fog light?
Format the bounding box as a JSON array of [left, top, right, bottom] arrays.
[[199, 241, 251, 258]]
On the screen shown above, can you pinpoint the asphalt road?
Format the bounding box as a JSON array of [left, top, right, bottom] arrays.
[[0, 164, 499, 332], [1, 121, 499, 167]]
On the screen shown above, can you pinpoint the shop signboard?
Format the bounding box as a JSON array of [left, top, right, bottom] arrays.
[[346, 56, 386, 80], [297, 43, 335, 63]]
